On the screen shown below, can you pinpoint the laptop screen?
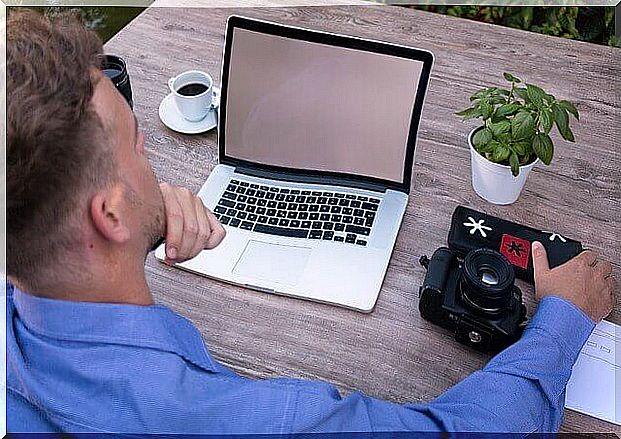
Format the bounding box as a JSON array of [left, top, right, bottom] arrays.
[[223, 27, 426, 185]]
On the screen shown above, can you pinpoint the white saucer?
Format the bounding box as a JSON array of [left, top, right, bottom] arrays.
[[158, 86, 220, 135]]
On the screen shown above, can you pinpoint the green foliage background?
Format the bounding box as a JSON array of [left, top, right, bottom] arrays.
[[410, 6, 619, 48]]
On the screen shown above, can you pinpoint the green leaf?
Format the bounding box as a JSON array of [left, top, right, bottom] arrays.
[[489, 120, 511, 138], [526, 84, 546, 107], [539, 108, 553, 134], [492, 144, 511, 163], [532, 133, 554, 165], [494, 103, 521, 119], [511, 111, 536, 140], [503, 72, 522, 83], [480, 101, 494, 120], [557, 100, 579, 120], [514, 87, 530, 103], [509, 152, 520, 177], [512, 140, 530, 156], [455, 107, 482, 119], [473, 128, 492, 147], [552, 103, 575, 141]]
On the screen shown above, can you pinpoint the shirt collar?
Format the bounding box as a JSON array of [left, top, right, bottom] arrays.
[[11, 284, 218, 372]]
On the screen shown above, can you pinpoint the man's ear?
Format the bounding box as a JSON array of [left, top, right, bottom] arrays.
[[89, 185, 131, 244]]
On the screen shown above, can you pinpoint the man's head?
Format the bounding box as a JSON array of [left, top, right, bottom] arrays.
[[7, 10, 164, 295]]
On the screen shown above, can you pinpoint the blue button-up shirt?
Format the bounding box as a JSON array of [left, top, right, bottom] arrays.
[[6, 281, 594, 434]]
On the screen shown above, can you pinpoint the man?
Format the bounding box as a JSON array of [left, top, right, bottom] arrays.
[[6, 10, 615, 434]]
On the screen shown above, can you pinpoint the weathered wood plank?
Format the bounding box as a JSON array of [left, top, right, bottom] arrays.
[[106, 5, 620, 433]]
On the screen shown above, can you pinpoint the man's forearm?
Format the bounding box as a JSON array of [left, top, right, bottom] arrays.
[[425, 296, 595, 432]]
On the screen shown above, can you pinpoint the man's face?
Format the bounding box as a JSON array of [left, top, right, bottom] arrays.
[[91, 73, 165, 253]]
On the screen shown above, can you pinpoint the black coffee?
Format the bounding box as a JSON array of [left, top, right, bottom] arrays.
[[177, 83, 209, 96]]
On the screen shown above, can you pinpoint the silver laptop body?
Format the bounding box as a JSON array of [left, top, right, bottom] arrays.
[[156, 16, 434, 312]]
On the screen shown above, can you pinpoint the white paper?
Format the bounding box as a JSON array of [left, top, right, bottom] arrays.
[[565, 319, 620, 425]]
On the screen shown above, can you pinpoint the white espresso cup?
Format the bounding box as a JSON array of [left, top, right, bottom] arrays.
[[168, 70, 213, 122]]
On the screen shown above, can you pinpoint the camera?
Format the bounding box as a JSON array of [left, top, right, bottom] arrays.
[[419, 247, 527, 353]]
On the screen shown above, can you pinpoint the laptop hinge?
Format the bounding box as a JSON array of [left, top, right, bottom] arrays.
[[234, 165, 389, 194]]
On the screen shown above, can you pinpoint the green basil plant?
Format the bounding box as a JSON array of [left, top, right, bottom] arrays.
[[456, 72, 579, 176]]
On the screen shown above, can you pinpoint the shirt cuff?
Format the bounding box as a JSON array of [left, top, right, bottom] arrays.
[[526, 295, 596, 361]]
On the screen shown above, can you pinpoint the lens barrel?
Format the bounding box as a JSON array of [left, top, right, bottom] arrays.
[[460, 248, 515, 314], [101, 54, 133, 109]]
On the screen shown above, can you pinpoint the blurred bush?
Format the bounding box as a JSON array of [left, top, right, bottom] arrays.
[[409, 6, 619, 47]]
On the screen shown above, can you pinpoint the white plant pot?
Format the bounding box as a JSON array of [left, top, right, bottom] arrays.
[[468, 127, 538, 205]]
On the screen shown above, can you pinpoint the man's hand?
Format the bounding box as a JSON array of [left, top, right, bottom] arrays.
[[159, 183, 226, 264], [532, 241, 615, 322]]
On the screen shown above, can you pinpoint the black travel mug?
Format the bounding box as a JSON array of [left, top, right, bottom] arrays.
[[101, 54, 133, 109]]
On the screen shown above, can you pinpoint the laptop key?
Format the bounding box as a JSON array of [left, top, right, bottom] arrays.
[[290, 189, 300, 195], [306, 196, 317, 203], [253, 225, 309, 239], [250, 184, 259, 189], [309, 205, 319, 212], [298, 212, 309, 220], [266, 209, 276, 216], [335, 193, 345, 198], [220, 216, 231, 225], [296, 196, 306, 203], [353, 209, 364, 217], [277, 202, 287, 210], [353, 217, 365, 226], [256, 207, 266, 214], [266, 192, 276, 200], [280, 189, 290, 194], [236, 203, 246, 210], [256, 190, 266, 198], [214, 206, 227, 214], [370, 198, 381, 204], [301, 221, 312, 228], [309, 230, 323, 239], [257, 199, 267, 207], [238, 195, 248, 203], [237, 212, 247, 220], [259, 186, 268, 191], [258, 216, 268, 223], [323, 231, 334, 240], [267, 201, 277, 208], [343, 216, 353, 224], [222, 192, 237, 200], [350, 200, 361, 208], [276, 194, 286, 201], [290, 220, 301, 228], [365, 218, 374, 227], [288, 203, 298, 210], [298, 204, 309, 212], [343, 208, 353, 215], [241, 221, 253, 230], [330, 206, 341, 214], [322, 192, 333, 197], [285, 195, 296, 202], [276, 210, 287, 218], [246, 189, 256, 196], [323, 222, 334, 230], [227, 208, 237, 216], [218, 199, 235, 208], [230, 218, 241, 227], [230, 179, 240, 184], [362, 202, 378, 211], [311, 191, 322, 196], [248, 214, 258, 222], [319, 205, 330, 212], [365, 211, 376, 220], [345, 234, 357, 243], [240, 182, 249, 187], [268, 218, 279, 225], [328, 198, 338, 205], [236, 186, 246, 194], [287, 211, 298, 219], [334, 236, 344, 242], [312, 221, 322, 229], [247, 197, 257, 205], [346, 194, 356, 200], [357, 195, 368, 201], [246, 205, 256, 213], [356, 240, 367, 246], [279, 219, 289, 227], [331, 214, 342, 222], [310, 213, 319, 220], [301, 190, 311, 195], [317, 197, 328, 204], [320, 214, 330, 221], [345, 225, 371, 236], [338, 199, 350, 207]]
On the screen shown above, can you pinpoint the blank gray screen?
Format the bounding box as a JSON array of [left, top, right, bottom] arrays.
[[225, 28, 424, 183]]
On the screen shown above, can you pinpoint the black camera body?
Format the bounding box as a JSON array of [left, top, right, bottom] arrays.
[[419, 247, 527, 353]]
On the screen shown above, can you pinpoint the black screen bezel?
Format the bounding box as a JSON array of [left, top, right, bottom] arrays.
[[219, 15, 434, 194]]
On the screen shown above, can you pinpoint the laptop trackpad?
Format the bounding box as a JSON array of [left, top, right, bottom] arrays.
[[233, 240, 311, 286]]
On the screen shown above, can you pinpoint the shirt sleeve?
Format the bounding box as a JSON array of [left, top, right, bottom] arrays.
[[291, 296, 595, 433]]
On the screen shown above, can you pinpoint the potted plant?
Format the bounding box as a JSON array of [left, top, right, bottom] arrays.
[[456, 72, 579, 205]]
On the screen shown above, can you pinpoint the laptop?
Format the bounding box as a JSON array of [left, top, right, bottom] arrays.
[[155, 16, 433, 312]]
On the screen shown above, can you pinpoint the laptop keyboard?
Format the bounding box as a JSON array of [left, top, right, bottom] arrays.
[[212, 179, 381, 246]]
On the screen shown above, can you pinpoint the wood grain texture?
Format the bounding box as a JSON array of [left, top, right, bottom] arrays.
[[105, 4, 621, 433]]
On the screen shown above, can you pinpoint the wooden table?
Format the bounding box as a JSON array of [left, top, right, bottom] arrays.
[[105, 4, 620, 433]]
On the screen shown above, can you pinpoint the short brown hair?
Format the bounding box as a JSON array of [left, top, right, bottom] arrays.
[[7, 10, 117, 288]]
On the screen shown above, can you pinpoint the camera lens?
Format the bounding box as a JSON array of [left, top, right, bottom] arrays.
[[101, 54, 133, 109], [460, 248, 515, 314]]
